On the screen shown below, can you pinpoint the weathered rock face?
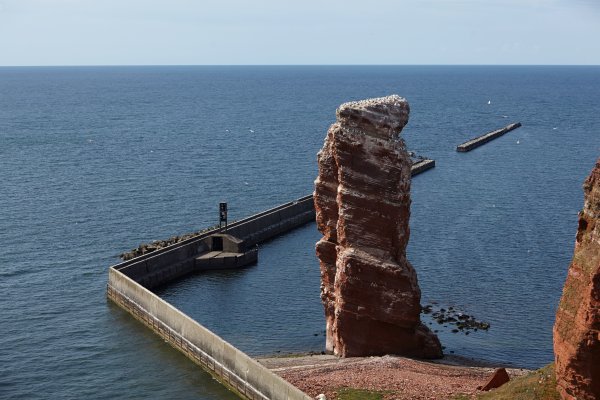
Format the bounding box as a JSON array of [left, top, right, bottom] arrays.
[[480, 368, 510, 391], [314, 95, 442, 358], [554, 158, 600, 400]]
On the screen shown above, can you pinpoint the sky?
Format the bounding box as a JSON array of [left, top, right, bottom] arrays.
[[0, 0, 599, 66]]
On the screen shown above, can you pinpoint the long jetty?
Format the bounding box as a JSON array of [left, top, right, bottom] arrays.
[[456, 122, 522, 152], [108, 196, 315, 400]]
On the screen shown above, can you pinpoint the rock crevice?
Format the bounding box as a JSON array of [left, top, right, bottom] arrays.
[[314, 95, 442, 358]]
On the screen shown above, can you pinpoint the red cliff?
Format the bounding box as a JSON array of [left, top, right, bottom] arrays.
[[314, 95, 442, 358], [554, 158, 600, 400]]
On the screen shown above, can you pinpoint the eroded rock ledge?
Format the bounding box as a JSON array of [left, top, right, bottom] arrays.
[[314, 95, 442, 358]]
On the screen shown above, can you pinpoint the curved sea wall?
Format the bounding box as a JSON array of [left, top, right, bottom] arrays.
[[108, 196, 315, 400], [108, 160, 437, 398], [108, 269, 311, 400]]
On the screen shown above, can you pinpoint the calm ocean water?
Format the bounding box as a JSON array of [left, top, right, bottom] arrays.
[[1, 66, 599, 399]]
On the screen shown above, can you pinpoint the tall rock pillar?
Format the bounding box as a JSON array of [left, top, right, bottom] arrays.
[[554, 158, 600, 400], [314, 95, 442, 358]]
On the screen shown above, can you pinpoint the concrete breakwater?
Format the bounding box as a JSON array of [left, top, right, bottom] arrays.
[[107, 158, 436, 399], [108, 196, 315, 400], [121, 158, 436, 261], [456, 122, 522, 152], [114, 195, 315, 289], [411, 158, 435, 176]]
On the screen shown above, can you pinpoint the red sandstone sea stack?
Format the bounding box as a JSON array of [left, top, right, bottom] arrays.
[[553, 157, 600, 400], [314, 95, 442, 358]]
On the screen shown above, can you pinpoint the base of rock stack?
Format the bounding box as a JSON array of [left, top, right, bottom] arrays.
[[333, 313, 443, 358]]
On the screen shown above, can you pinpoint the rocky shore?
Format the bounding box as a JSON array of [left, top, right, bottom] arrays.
[[259, 354, 529, 400], [422, 304, 491, 335]]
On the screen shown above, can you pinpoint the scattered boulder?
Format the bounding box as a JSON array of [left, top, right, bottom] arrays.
[[119, 224, 221, 260], [480, 368, 510, 391], [422, 304, 490, 334]]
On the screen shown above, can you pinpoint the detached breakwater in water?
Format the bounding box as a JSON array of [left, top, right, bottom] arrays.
[[456, 122, 522, 152]]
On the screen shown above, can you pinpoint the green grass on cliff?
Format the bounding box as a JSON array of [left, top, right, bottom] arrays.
[[335, 364, 560, 400], [455, 364, 560, 400], [336, 388, 389, 400]]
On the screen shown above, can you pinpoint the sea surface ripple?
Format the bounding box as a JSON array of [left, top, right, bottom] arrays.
[[1, 66, 599, 399]]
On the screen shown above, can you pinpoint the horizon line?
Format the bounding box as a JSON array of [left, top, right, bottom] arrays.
[[1, 63, 599, 68]]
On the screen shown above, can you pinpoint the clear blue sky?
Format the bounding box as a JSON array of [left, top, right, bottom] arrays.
[[1, 0, 599, 66]]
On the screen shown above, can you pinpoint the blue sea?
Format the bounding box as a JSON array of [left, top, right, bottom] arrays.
[[1, 66, 599, 399]]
